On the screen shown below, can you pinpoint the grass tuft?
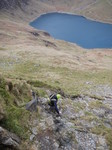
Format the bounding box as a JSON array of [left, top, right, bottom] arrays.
[[92, 125, 112, 149]]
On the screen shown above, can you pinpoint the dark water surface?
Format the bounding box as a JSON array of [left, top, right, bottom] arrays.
[[30, 12, 112, 49]]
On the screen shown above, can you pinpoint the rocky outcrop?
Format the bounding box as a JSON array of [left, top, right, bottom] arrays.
[[27, 91, 111, 150], [0, 126, 21, 150], [29, 111, 108, 150]]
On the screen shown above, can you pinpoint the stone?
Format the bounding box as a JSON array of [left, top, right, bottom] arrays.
[[3, 138, 18, 147], [39, 122, 46, 130], [0, 126, 21, 149], [63, 107, 76, 119], [32, 127, 38, 135], [39, 98, 48, 104], [26, 99, 38, 112], [53, 142, 59, 149], [45, 116, 54, 127], [30, 134, 35, 141], [30, 144, 39, 150], [92, 109, 106, 117], [98, 137, 107, 147], [107, 114, 112, 120], [66, 122, 74, 128], [75, 131, 98, 150], [75, 110, 85, 118]]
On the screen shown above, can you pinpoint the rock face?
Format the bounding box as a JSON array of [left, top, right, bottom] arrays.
[[0, 126, 21, 150], [0, 0, 29, 10], [25, 99, 38, 112], [28, 91, 111, 150], [29, 111, 108, 150]]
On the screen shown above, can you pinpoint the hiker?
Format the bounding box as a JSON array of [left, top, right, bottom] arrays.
[[49, 93, 61, 116]]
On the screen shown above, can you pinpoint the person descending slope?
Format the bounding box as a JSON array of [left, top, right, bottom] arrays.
[[48, 93, 61, 116]]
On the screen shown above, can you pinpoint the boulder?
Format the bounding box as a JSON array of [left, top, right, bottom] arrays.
[[92, 109, 106, 117], [0, 126, 21, 149], [25, 99, 38, 112], [45, 116, 54, 127]]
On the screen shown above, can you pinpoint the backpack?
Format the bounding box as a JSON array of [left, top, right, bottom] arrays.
[[49, 93, 55, 100]]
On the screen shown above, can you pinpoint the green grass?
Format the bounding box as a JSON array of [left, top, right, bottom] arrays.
[[0, 77, 11, 104], [36, 88, 47, 97], [27, 80, 52, 89], [1, 106, 30, 139], [0, 47, 7, 51], [89, 100, 105, 109], [0, 76, 31, 139], [41, 65, 112, 95], [72, 101, 86, 112], [92, 125, 112, 150], [89, 100, 103, 107], [87, 94, 104, 101], [81, 114, 100, 122], [1, 58, 112, 96]]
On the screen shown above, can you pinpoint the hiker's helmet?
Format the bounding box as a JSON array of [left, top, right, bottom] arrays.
[[57, 94, 61, 100]]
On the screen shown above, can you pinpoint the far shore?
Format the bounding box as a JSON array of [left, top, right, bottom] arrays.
[[29, 11, 112, 25]]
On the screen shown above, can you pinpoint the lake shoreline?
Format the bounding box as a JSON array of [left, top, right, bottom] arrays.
[[30, 12, 112, 49], [30, 11, 112, 26]]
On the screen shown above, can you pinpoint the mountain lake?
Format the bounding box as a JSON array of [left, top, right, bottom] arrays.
[[30, 12, 112, 49]]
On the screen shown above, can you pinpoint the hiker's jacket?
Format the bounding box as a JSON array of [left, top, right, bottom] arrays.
[[50, 94, 59, 114]]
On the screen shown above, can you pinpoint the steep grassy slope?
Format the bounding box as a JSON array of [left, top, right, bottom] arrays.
[[0, 0, 29, 9], [0, 17, 112, 94], [0, 19, 112, 94], [0, 0, 112, 23]]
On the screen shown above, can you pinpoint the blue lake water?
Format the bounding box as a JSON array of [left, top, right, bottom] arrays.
[[30, 12, 112, 49]]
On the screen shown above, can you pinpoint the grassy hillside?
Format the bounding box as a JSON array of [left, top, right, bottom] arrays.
[[0, 0, 112, 23], [0, 18, 112, 95]]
